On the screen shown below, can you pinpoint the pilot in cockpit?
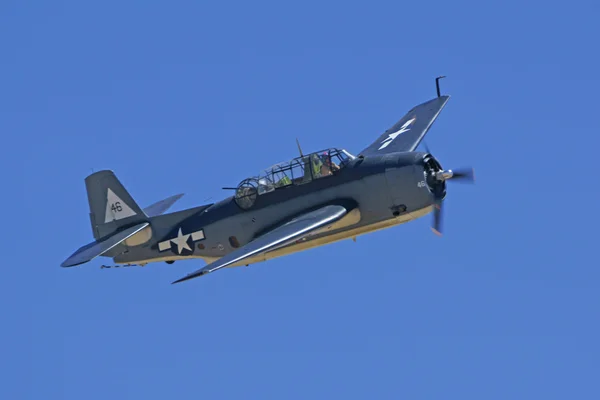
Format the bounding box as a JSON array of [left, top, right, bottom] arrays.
[[319, 153, 340, 176]]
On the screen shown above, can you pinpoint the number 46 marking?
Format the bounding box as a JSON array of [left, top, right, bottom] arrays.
[[111, 202, 123, 212], [417, 181, 426, 188]]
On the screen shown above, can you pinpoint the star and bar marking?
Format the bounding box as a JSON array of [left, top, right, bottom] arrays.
[[158, 228, 205, 255]]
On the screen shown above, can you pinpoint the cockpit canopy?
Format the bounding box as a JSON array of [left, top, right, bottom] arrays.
[[235, 148, 355, 210]]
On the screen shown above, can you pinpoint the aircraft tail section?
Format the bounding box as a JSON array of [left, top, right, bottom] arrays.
[[85, 170, 148, 240]]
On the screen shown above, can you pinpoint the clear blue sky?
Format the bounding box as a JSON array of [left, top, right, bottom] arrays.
[[2, 1, 599, 398]]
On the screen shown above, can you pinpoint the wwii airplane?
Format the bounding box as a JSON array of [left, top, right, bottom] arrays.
[[61, 76, 474, 284]]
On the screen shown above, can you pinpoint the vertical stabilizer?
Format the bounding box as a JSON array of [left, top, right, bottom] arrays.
[[85, 170, 147, 239]]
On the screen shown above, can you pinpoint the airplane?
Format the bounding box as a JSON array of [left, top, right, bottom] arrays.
[[61, 76, 475, 284]]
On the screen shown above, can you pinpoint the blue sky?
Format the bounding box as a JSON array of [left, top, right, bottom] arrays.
[[2, 0, 599, 398]]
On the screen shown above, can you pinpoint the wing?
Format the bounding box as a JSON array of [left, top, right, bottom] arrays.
[[359, 95, 450, 156], [144, 193, 184, 217], [61, 222, 150, 267], [171, 205, 348, 284]]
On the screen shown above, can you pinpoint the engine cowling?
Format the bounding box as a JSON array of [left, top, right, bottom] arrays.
[[421, 154, 447, 201]]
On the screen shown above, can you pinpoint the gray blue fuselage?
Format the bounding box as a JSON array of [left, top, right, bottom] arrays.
[[109, 151, 443, 267]]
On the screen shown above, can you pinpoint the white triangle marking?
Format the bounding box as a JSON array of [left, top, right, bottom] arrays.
[[104, 188, 137, 223]]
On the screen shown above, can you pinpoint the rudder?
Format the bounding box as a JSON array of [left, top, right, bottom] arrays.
[[85, 170, 147, 239]]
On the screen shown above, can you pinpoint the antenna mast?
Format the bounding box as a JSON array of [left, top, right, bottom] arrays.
[[296, 138, 304, 157]]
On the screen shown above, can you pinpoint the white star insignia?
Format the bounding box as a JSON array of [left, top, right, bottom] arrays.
[[171, 228, 192, 254], [378, 117, 416, 150]]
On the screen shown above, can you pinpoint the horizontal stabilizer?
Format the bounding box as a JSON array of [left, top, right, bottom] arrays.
[[61, 222, 150, 268], [144, 193, 184, 217]]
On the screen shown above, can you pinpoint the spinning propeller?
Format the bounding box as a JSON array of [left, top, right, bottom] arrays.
[[423, 155, 475, 236]]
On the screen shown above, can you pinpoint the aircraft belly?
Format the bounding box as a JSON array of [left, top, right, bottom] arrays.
[[225, 205, 433, 268]]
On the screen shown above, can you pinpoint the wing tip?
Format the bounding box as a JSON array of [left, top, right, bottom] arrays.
[[60, 260, 85, 268], [171, 270, 207, 284]]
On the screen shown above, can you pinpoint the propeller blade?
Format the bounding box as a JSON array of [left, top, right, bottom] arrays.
[[423, 141, 431, 154], [449, 168, 475, 183], [431, 198, 443, 236]]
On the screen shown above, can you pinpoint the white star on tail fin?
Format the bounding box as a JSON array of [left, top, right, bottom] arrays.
[[104, 188, 137, 223]]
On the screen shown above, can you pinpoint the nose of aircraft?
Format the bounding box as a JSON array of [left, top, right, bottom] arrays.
[[418, 153, 475, 235]]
